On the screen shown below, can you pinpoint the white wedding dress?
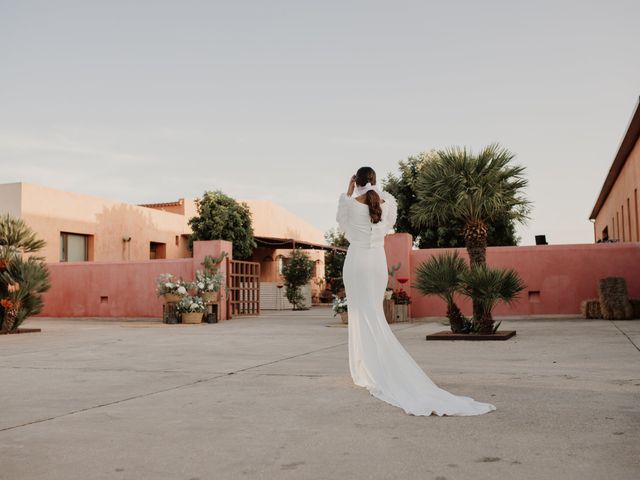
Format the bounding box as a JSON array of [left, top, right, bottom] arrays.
[[336, 190, 496, 416]]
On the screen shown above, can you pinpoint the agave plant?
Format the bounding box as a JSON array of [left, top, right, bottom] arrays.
[[459, 264, 526, 334], [0, 214, 51, 333], [412, 252, 471, 333]]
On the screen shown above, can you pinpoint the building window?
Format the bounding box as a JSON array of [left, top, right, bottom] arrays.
[[635, 189, 639, 242], [627, 197, 633, 242], [150, 242, 166, 260], [60, 233, 89, 262], [620, 205, 627, 242]]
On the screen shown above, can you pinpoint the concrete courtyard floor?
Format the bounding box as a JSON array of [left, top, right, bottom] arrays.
[[1, 308, 639, 480]]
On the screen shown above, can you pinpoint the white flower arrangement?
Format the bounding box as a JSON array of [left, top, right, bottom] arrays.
[[332, 295, 348, 316], [176, 295, 206, 313], [384, 289, 394, 300], [155, 273, 189, 297], [194, 269, 224, 294]]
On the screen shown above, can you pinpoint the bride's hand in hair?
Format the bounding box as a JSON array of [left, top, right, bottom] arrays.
[[347, 175, 356, 196]]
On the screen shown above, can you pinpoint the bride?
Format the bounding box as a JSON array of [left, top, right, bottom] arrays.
[[336, 166, 496, 416]]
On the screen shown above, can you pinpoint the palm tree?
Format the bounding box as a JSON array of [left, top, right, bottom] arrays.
[[410, 143, 531, 266], [413, 252, 471, 333], [459, 265, 526, 334], [0, 214, 50, 333]]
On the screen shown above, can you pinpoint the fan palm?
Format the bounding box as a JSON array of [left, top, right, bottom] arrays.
[[0, 214, 50, 333], [412, 252, 471, 333], [459, 265, 526, 334], [409, 143, 531, 266]]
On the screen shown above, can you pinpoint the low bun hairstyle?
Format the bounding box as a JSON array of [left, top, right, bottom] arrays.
[[355, 166, 382, 224]]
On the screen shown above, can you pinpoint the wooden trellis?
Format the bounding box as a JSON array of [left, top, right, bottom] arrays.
[[226, 258, 261, 317]]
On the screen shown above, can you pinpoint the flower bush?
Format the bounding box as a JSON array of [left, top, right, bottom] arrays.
[[332, 295, 348, 316], [176, 295, 206, 313], [391, 288, 411, 305], [194, 269, 224, 294], [155, 273, 188, 297]]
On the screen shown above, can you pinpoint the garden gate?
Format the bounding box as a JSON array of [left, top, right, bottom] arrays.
[[226, 258, 261, 317]]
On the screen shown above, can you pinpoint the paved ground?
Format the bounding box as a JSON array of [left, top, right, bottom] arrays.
[[1, 308, 639, 480]]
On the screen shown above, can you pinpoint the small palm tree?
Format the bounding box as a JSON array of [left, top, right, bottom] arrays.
[[413, 252, 471, 333], [459, 265, 526, 334], [0, 214, 51, 333], [410, 143, 531, 267]]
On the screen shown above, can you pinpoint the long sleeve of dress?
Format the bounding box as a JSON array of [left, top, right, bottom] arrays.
[[336, 192, 350, 236], [381, 191, 398, 232]]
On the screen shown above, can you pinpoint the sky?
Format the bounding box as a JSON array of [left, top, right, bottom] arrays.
[[1, 0, 639, 245]]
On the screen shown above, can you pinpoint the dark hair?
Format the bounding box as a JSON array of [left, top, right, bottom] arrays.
[[355, 166, 382, 224]]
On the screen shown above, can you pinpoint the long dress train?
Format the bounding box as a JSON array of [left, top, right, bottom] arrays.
[[336, 190, 496, 416]]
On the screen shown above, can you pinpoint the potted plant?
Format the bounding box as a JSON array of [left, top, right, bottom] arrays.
[[391, 288, 411, 323], [332, 295, 348, 324], [156, 273, 188, 303], [194, 269, 224, 303], [177, 295, 205, 324]]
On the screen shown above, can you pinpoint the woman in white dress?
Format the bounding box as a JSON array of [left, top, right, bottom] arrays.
[[336, 166, 496, 416]]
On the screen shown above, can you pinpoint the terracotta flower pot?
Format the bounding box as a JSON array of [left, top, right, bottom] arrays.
[[163, 293, 181, 303], [339, 311, 348, 324], [181, 312, 203, 324]]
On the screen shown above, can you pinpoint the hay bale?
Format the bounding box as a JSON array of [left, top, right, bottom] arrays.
[[580, 299, 602, 319], [598, 277, 634, 320]]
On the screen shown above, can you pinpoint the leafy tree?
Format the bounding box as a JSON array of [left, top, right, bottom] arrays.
[[0, 214, 51, 333], [324, 228, 348, 294], [383, 149, 521, 248], [188, 190, 257, 260], [281, 248, 315, 310]]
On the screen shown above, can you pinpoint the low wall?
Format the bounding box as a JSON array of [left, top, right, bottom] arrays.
[[39, 240, 232, 319], [383, 234, 640, 318]]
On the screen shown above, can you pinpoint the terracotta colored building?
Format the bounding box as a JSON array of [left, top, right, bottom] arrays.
[[0, 182, 335, 307], [590, 97, 640, 242]]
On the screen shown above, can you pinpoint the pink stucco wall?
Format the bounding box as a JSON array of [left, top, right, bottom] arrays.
[[39, 240, 232, 320], [383, 233, 640, 318]]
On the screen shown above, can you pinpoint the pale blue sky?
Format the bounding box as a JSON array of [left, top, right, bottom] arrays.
[[1, 0, 639, 244]]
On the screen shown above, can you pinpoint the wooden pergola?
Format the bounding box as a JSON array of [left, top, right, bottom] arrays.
[[254, 236, 346, 252]]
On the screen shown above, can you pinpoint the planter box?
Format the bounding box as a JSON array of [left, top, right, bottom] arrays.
[[339, 311, 348, 324], [181, 312, 203, 324], [163, 293, 182, 303], [202, 291, 220, 304], [426, 330, 516, 341], [394, 304, 409, 323], [384, 298, 395, 323]]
